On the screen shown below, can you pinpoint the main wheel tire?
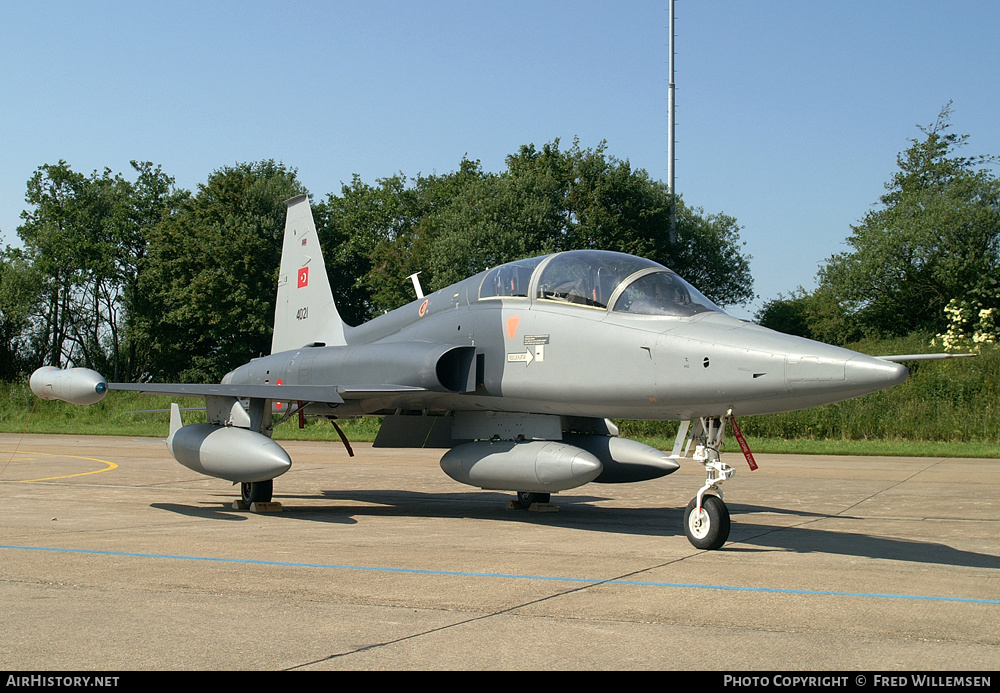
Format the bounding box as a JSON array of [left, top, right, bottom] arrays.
[[683, 495, 730, 550], [515, 491, 550, 508], [241, 480, 273, 505]]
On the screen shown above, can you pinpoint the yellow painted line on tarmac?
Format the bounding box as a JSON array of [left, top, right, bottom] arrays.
[[0, 450, 118, 482]]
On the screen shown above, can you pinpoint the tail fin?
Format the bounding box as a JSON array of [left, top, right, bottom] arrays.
[[271, 195, 348, 354]]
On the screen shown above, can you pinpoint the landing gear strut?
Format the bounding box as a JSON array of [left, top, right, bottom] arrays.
[[672, 416, 736, 550]]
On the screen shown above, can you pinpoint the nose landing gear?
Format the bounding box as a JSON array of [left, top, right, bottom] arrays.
[[671, 416, 737, 550]]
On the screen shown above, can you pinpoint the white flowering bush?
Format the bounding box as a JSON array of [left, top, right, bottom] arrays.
[[933, 281, 1000, 352]]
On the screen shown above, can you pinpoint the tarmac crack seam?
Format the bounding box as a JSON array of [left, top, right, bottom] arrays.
[[731, 457, 950, 546], [282, 555, 696, 670], [835, 457, 947, 518]]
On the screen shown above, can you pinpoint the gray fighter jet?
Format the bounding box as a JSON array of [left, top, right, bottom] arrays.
[[31, 195, 960, 549]]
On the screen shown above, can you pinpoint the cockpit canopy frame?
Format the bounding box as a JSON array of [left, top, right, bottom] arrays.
[[477, 249, 722, 317]]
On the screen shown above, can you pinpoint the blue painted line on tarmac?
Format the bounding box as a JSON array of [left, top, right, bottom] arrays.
[[3, 544, 998, 605]]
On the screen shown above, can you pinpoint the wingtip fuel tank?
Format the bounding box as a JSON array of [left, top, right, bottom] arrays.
[[29, 366, 108, 406]]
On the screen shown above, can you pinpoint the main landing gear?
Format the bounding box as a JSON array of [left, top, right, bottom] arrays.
[[241, 480, 273, 505], [672, 416, 737, 550], [513, 491, 551, 509]]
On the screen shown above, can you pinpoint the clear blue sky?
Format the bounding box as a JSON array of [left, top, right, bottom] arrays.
[[3, 1, 998, 318]]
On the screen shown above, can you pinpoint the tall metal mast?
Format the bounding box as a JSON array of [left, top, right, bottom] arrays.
[[667, 0, 677, 245]]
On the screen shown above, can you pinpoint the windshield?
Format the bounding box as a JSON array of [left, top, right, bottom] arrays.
[[612, 271, 722, 317], [535, 251, 663, 308]]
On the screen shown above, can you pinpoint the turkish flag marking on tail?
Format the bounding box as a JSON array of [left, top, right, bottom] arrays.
[[297, 267, 309, 288]]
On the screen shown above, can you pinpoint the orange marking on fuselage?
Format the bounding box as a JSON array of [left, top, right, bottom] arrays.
[[506, 315, 520, 340]]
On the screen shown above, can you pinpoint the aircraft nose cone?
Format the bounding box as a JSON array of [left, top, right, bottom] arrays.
[[845, 355, 909, 392]]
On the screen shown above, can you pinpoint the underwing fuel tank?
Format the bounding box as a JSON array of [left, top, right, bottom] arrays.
[[29, 366, 108, 406], [440, 440, 603, 493], [167, 406, 291, 483]]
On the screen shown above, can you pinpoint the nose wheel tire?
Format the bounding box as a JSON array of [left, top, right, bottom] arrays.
[[683, 495, 730, 550], [241, 480, 273, 505]]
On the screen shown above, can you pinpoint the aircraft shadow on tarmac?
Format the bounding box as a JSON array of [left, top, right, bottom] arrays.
[[152, 489, 1000, 570], [151, 503, 261, 522]]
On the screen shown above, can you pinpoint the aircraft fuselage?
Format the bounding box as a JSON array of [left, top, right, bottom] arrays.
[[226, 269, 907, 422]]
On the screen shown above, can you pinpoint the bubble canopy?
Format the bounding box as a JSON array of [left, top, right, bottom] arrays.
[[478, 250, 723, 317]]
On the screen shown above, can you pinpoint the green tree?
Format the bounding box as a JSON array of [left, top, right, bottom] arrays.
[[321, 140, 753, 319], [0, 249, 42, 379], [15, 161, 182, 377], [313, 159, 492, 321], [135, 161, 305, 381], [419, 164, 563, 289], [427, 139, 753, 308], [754, 287, 856, 343], [313, 171, 432, 325], [116, 162, 189, 381], [815, 105, 1000, 341], [18, 161, 179, 379], [668, 202, 754, 308], [755, 292, 814, 339], [17, 161, 91, 368]]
